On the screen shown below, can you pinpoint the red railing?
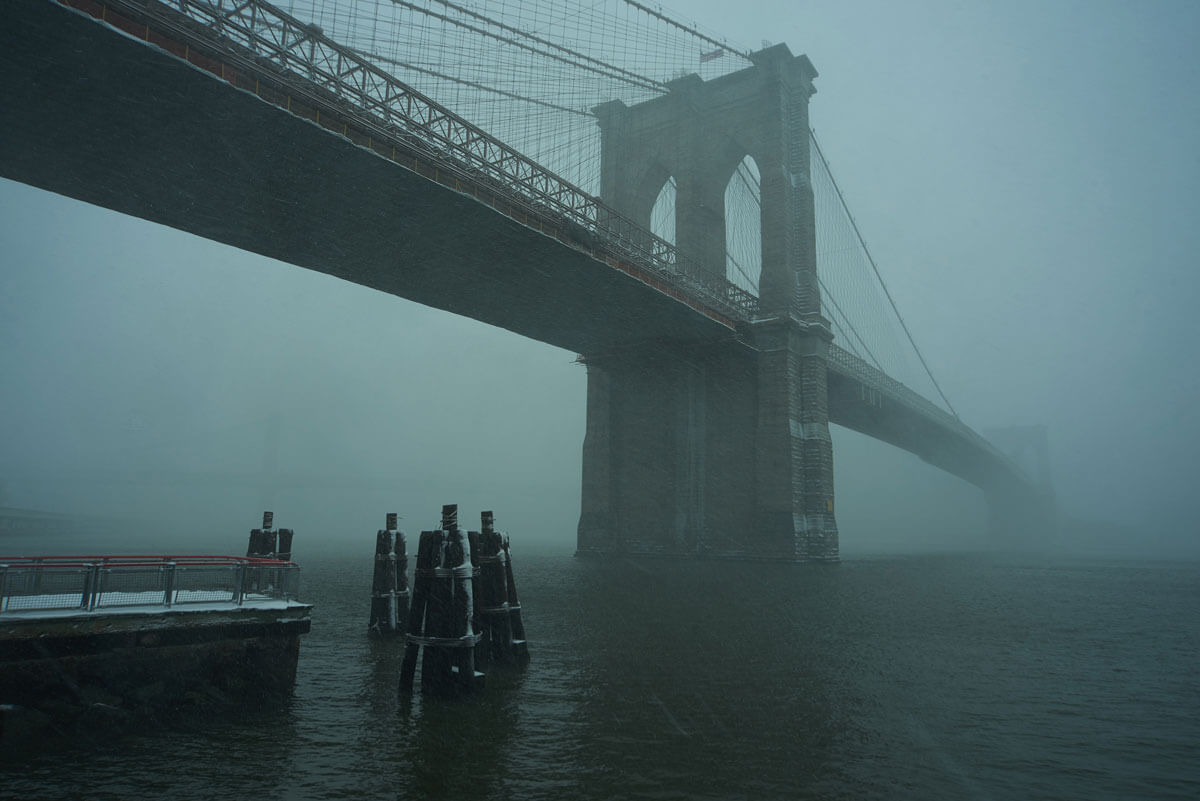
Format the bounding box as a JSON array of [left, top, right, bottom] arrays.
[[0, 554, 301, 614]]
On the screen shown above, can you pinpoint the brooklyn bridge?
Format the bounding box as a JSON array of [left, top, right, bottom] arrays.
[[0, 0, 1053, 559]]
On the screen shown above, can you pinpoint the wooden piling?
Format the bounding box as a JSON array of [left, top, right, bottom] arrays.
[[420, 531, 451, 692], [467, 528, 489, 672], [369, 515, 411, 635], [246, 511, 277, 558], [473, 511, 516, 667], [245, 511, 280, 593], [399, 530, 436, 692], [399, 505, 484, 695], [501, 533, 530, 664], [446, 527, 477, 691], [276, 529, 294, 561], [369, 529, 393, 631], [393, 524, 410, 634]]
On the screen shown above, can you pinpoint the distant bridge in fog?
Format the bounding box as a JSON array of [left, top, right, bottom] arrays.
[[1, 0, 1052, 559]]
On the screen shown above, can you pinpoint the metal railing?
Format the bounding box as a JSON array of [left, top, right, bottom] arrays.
[[80, 0, 759, 322], [0, 555, 300, 614]]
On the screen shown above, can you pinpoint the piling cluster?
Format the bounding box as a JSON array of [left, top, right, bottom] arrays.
[[246, 510, 294, 561], [244, 511, 296, 594], [371, 504, 529, 695], [368, 513, 410, 634]]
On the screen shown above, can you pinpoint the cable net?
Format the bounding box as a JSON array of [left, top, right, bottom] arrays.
[[810, 132, 956, 415], [274, 0, 751, 195], [266, 1, 953, 414]]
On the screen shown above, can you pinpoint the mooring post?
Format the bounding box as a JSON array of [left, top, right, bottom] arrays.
[[446, 525, 478, 691], [467, 526, 488, 672], [247, 510, 277, 560], [399, 529, 436, 693], [501, 533, 529, 664], [246, 511, 285, 594], [369, 528, 393, 633], [276, 528, 294, 561], [391, 513, 411, 637], [421, 527, 451, 693], [475, 511, 515, 666], [369, 513, 409, 634]]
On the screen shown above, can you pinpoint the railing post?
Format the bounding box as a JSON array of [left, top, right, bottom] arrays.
[[31, 556, 44, 595], [233, 562, 245, 606], [95, 562, 107, 611], [283, 564, 298, 601], [0, 563, 8, 613], [162, 561, 177, 607], [81, 562, 101, 610]]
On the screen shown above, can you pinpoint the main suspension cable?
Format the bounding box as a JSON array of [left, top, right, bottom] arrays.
[[388, 0, 664, 92], [810, 130, 960, 419]]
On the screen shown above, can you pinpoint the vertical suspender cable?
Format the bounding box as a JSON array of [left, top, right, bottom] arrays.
[[809, 130, 960, 419]]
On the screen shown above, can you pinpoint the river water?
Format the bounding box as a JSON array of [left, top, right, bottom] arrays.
[[3, 549, 1198, 800]]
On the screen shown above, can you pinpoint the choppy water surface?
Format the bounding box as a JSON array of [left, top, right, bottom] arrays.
[[4, 550, 1198, 800]]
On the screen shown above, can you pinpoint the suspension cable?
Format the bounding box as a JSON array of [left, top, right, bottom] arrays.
[[621, 0, 752, 61], [347, 46, 594, 117], [809, 129, 960, 419], [727, 160, 884, 369], [427, 0, 666, 91], [388, 0, 664, 92]]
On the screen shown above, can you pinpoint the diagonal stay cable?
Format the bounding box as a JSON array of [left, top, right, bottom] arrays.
[[727, 161, 881, 367], [817, 274, 884, 371], [347, 46, 593, 117], [809, 129, 959, 419]]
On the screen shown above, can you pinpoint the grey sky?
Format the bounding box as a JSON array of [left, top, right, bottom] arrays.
[[1, 0, 1197, 554]]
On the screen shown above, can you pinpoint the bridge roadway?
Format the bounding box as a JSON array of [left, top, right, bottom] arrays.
[[1, 0, 1036, 508], [1, 0, 739, 356]]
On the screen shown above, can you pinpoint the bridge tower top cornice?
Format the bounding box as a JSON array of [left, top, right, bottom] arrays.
[[591, 44, 818, 124], [747, 43, 818, 95], [592, 41, 822, 318]]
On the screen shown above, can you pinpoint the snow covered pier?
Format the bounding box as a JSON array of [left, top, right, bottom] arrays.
[[0, 555, 311, 730]]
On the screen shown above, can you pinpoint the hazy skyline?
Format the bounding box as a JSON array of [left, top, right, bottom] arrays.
[[2, 0, 1197, 555]]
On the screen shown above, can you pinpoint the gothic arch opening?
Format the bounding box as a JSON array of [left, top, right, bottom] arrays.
[[649, 175, 677, 247], [724, 155, 761, 295]]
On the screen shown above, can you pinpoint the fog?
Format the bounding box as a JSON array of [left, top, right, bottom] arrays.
[[2, 0, 1198, 558]]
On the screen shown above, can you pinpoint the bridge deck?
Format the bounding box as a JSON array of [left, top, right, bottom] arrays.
[[1, 0, 742, 354]]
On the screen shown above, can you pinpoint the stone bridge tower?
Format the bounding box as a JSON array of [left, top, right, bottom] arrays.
[[576, 44, 838, 560]]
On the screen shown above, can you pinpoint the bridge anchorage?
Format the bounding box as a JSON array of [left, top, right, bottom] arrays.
[[577, 46, 840, 561]]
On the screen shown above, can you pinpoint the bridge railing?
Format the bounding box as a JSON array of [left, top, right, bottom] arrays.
[[0, 555, 300, 614], [100, 0, 757, 321]]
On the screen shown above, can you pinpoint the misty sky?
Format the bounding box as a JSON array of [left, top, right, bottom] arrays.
[[1, 0, 1197, 555]]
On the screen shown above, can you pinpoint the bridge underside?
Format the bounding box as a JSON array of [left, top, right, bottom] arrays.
[[827, 369, 1056, 537], [828, 371, 999, 488], [0, 0, 737, 355]]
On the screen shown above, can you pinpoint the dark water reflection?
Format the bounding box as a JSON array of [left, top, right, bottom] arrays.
[[3, 551, 1198, 800]]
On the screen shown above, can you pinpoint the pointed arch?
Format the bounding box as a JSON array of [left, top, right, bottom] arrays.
[[649, 174, 677, 247], [724, 154, 761, 295]]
